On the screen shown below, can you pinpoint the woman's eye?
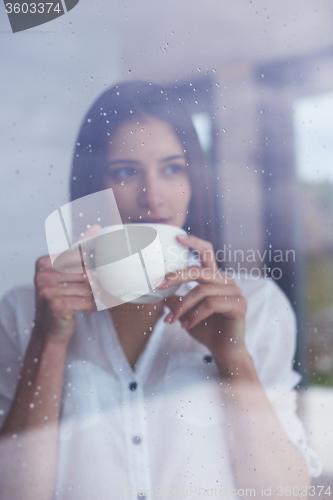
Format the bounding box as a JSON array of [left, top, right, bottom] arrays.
[[164, 163, 186, 175], [107, 166, 137, 181]]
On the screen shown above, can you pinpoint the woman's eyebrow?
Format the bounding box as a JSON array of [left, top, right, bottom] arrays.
[[107, 159, 140, 167], [160, 155, 186, 162]]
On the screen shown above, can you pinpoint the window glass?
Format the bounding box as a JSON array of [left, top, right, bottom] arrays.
[[1, 1, 333, 497]]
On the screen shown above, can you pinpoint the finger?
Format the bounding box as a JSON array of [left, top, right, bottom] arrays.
[[177, 234, 218, 272], [50, 295, 96, 318], [35, 270, 90, 288], [180, 295, 247, 330], [158, 266, 236, 289], [45, 225, 102, 275], [38, 283, 93, 302], [77, 224, 101, 243], [51, 246, 85, 274], [164, 284, 242, 324], [38, 246, 84, 274], [35, 255, 56, 272]]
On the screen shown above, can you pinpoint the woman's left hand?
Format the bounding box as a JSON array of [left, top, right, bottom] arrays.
[[158, 234, 248, 369]]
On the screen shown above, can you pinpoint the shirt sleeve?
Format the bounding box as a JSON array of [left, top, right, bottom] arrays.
[[242, 277, 322, 478], [0, 286, 35, 430]]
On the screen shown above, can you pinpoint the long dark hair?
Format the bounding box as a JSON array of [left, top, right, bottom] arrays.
[[70, 80, 219, 251]]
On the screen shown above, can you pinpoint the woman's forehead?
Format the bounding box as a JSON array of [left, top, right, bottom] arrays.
[[107, 117, 185, 159]]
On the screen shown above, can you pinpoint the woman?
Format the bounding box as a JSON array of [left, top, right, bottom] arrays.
[[0, 81, 320, 500]]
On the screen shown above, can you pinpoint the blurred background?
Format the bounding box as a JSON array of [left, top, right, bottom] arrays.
[[0, 0, 332, 481]]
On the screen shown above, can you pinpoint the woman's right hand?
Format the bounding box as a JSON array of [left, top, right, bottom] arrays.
[[33, 225, 100, 343]]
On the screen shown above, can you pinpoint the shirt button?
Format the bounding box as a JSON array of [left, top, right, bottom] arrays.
[[129, 381, 137, 391], [138, 494, 146, 499], [132, 436, 142, 444], [203, 354, 213, 364]]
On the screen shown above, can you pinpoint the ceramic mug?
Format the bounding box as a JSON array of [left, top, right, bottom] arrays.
[[93, 223, 189, 305]]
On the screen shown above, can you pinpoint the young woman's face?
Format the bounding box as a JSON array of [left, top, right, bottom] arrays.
[[104, 117, 192, 228]]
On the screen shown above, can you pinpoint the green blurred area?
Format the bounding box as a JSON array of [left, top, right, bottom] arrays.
[[311, 372, 333, 386], [300, 183, 333, 386], [306, 254, 333, 316], [305, 254, 333, 386]]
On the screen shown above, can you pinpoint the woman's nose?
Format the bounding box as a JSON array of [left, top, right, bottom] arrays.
[[138, 175, 164, 209]]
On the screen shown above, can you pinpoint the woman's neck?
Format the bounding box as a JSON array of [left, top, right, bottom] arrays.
[[109, 301, 165, 370]]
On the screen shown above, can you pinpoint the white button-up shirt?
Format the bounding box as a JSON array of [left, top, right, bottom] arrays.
[[0, 275, 321, 499]]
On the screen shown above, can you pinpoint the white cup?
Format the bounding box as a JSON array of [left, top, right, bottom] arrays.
[[93, 223, 189, 305]]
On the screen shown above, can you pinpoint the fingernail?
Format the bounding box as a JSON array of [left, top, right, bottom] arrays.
[[181, 319, 190, 329], [164, 311, 174, 323], [157, 278, 167, 289], [177, 234, 189, 240]]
